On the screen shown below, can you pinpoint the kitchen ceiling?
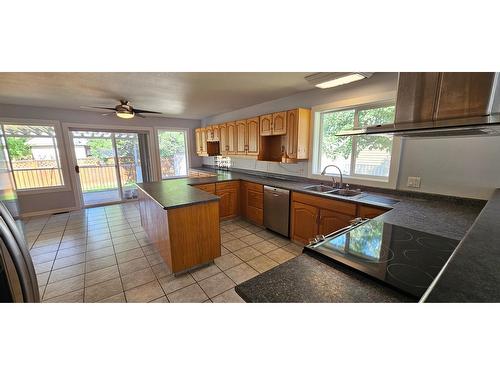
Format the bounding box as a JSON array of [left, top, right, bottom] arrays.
[[0, 72, 315, 119]]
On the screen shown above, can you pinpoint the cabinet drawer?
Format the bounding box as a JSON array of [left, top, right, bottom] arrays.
[[244, 181, 263, 193], [292, 192, 356, 216], [193, 183, 215, 193], [216, 181, 240, 191], [247, 190, 263, 210]]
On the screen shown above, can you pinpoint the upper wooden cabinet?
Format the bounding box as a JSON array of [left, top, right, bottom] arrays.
[[272, 111, 287, 135], [236, 120, 247, 154], [260, 114, 273, 136], [285, 108, 310, 160], [219, 123, 228, 155], [246, 117, 259, 155], [260, 111, 287, 136], [195, 128, 208, 156], [227, 122, 237, 154]]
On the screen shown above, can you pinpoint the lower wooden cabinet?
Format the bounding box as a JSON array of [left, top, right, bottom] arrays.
[[358, 205, 388, 219], [290, 201, 319, 244], [193, 183, 216, 194], [215, 181, 240, 220], [291, 192, 357, 244], [240, 181, 263, 225], [319, 209, 353, 236]]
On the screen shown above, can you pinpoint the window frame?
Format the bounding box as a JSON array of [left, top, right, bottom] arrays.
[[310, 100, 402, 189], [0, 118, 72, 195], [155, 127, 190, 180]]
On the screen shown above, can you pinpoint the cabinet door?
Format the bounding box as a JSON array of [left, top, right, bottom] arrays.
[[285, 109, 298, 159], [319, 209, 353, 236], [260, 114, 273, 136], [358, 205, 387, 219], [436, 72, 495, 120], [272, 111, 287, 135], [246, 117, 259, 155], [206, 126, 214, 141], [236, 120, 247, 154], [195, 129, 202, 155], [194, 183, 216, 194], [227, 122, 236, 154], [291, 201, 319, 244], [219, 124, 228, 155], [216, 182, 239, 219], [200, 129, 207, 154], [212, 125, 220, 141]]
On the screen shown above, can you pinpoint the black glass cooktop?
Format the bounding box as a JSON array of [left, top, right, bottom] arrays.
[[305, 220, 459, 299]]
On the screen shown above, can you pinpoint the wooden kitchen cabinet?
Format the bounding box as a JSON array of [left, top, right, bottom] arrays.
[[219, 123, 228, 155], [358, 205, 388, 219], [216, 181, 240, 220], [291, 192, 356, 244], [260, 114, 273, 136], [319, 209, 353, 236], [246, 117, 260, 155], [272, 111, 287, 135], [285, 108, 311, 160], [236, 120, 247, 154], [240, 181, 263, 225], [227, 122, 237, 154], [290, 201, 319, 244], [193, 183, 216, 194], [195, 128, 208, 156]]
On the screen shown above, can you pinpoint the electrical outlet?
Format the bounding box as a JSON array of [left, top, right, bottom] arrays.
[[407, 176, 421, 188]]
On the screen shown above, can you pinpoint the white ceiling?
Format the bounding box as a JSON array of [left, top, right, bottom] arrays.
[[0, 72, 315, 119]]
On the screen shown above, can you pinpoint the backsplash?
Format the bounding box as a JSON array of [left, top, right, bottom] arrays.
[[202, 156, 308, 177]]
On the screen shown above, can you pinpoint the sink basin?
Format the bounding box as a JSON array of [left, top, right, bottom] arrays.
[[327, 189, 363, 197], [303, 185, 336, 193]]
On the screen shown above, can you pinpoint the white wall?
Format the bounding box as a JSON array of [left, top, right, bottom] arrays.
[[0, 103, 202, 215], [202, 73, 500, 200]]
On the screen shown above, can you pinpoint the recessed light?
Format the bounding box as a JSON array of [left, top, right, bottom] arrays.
[[305, 72, 373, 89]]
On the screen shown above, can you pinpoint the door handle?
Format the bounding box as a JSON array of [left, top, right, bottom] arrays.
[[75, 165, 80, 174]]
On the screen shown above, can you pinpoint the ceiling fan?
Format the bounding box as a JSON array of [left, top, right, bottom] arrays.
[[81, 100, 162, 119]]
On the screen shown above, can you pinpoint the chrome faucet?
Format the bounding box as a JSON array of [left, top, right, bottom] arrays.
[[321, 164, 343, 189]]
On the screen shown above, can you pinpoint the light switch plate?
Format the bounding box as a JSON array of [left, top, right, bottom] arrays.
[[407, 176, 421, 188]]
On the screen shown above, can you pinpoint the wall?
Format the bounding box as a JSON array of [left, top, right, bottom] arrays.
[[201, 73, 500, 200], [0, 103, 202, 215]]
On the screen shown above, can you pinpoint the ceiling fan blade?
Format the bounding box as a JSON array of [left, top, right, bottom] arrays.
[[80, 106, 116, 111], [133, 109, 163, 114]]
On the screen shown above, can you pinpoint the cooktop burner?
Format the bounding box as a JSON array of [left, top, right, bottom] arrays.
[[305, 220, 460, 299]]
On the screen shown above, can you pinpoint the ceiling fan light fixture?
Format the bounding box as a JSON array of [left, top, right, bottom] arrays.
[[305, 72, 373, 89], [116, 111, 135, 119]]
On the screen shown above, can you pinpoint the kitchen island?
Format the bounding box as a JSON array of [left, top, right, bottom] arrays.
[[137, 182, 221, 273]]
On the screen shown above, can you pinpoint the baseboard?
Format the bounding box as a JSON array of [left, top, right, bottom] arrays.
[[20, 206, 80, 219]]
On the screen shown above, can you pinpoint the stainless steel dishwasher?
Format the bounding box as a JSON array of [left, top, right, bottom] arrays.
[[263, 185, 290, 237]]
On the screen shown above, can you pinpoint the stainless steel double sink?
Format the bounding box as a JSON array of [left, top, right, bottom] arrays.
[[303, 185, 363, 197]]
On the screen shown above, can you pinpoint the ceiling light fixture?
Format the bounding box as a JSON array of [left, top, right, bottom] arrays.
[[305, 72, 373, 89], [116, 111, 135, 119]]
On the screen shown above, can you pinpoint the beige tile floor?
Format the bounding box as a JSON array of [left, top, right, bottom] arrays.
[[23, 202, 302, 303]]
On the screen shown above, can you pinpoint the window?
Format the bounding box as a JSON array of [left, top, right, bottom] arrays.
[[157, 129, 188, 178], [317, 103, 395, 180], [1, 124, 64, 190]]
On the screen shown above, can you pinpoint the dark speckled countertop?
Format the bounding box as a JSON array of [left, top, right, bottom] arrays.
[[423, 188, 500, 302], [137, 168, 496, 302]]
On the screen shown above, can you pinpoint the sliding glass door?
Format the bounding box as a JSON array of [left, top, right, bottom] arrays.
[[71, 130, 146, 206]]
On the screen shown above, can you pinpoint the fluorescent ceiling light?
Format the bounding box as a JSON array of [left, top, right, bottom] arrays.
[[305, 72, 373, 89], [116, 111, 135, 119]]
